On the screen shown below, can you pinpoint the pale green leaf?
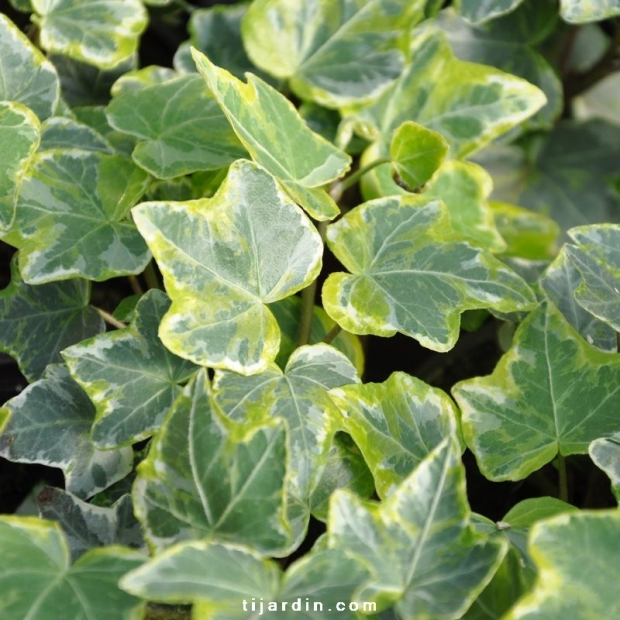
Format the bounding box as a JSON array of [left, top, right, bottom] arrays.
[[502, 497, 579, 529], [106, 74, 247, 179], [574, 72, 620, 125], [328, 437, 506, 618], [242, 0, 425, 107], [8, 0, 32, 11], [110, 65, 177, 97], [133, 370, 292, 555], [32, 0, 148, 69], [453, 302, 620, 481], [191, 49, 351, 221], [322, 196, 535, 352], [560, 0, 620, 22], [63, 290, 198, 448], [0, 14, 59, 120], [0, 257, 104, 382], [39, 116, 112, 153], [457, 0, 525, 24], [328, 372, 460, 498], [0, 516, 145, 620], [0, 365, 133, 498], [589, 433, 620, 501], [133, 159, 323, 374]]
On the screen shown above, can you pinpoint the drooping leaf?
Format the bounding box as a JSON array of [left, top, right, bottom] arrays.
[[328, 372, 460, 499], [0, 257, 104, 382], [191, 49, 351, 221], [39, 116, 112, 153], [589, 433, 620, 501], [457, 0, 525, 24], [8, 149, 151, 284], [322, 196, 536, 352], [0, 364, 133, 499], [560, 0, 620, 23], [0, 14, 59, 120], [31, 0, 148, 69], [132, 159, 323, 374], [63, 290, 198, 448], [106, 74, 247, 179], [329, 437, 506, 618], [453, 302, 620, 481], [242, 0, 425, 108], [133, 370, 292, 555]]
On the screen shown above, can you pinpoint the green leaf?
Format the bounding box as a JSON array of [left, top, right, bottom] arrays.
[[0, 14, 59, 120], [134, 370, 292, 555], [109, 65, 177, 97], [63, 290, 198, 448], [589, 433, 620, 501], [0, 257, 104, 382], [39, 116, 112, 153], [32, 0, 148, 69], [73, 104, 137, 156], [191, 49, 351, 221], [0, 516, 145, 620], [322, 196, 536, 352], [8, 149, 150, 284], [328, 437, 506, 618], [242, 0, 425, 108], [0, 102, 41, 234], [133, 159, 323, 374], [502, 497, 579, 528], [390, 121, 449, 190], [504, 510, 620, 619], [0, 365, 133, 498], [457, 0, 525, 24], [214, 344, 360, 501], [574, 72, 620, 125], [106, 74, 247, 179], [452, 302, 620, 481], [560, 0, 620, 22], [328, 372, 460, 499]]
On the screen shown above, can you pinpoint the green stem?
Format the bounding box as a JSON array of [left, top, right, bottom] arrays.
[[556, 454, 569, 503], [322, 324, 342, 345], [128, 275, 143, 296], [96, 308, 126, 330], [297, 278, 318, 348], [144, 261, 162, 290], [330, 158, 392, 202]]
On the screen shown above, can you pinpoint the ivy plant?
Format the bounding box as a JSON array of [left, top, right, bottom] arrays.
[[1, 0, 620, 618]]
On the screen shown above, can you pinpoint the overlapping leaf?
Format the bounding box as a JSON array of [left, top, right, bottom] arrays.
[[191, 50, 351, 220], [328, 372, 460, 498], [0, 365, 133, 498], [0, 516, 145, 620], [453, 302, 620, 481], [589, 433, 620, 501], [63, 290, 198, 448], [31, 0, 148, 69], [39, 116, 111, 153], [457, 0, 525, 23], [560, 0, 620, 22], [322, 196, 535, 352], [133, 370, 292, 555], [109, 65, 176, 97], [0, 257, 103, 382], [132, 159, 323, 374], [242, 0, 425, 107]]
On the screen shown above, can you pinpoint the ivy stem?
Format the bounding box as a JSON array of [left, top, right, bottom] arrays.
[[127, 275, 143, 296], [144, 261, 162, 290], [322, 324, 342, 345], [556, 454, 569, 503], [330, 157, 392, 202], [96, 308, 126, 330]]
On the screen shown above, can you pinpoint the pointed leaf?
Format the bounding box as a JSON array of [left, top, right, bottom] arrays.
[[453, 302, 620, 481], [560, 0, 620, 22], [0, 365, 133, 498], [133, 159, 323, 374], [457, 0, 525, 24], [589, 433, 620, 501], [191, 50, 351, 221], [322, 196, 535, 352], [63, 290, 198, 448]]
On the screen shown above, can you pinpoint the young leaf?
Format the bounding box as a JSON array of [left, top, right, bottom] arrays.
[[328, 437, 506, 618], [322, 196, 535, 352], [453, 302, 620, 481], [132, 159, 323, 375], [457, 0, 525, 24], [0, 516, 145, 620], [560, 0, 620, 23], [191, 49, 351, 221], [589, 433, 620, 501], [328, 372, 460, 498], [106, 74, 247, 179], [63, 290, 199, 448], [0, 257, 104, 382], [0, 365, 133, 499]]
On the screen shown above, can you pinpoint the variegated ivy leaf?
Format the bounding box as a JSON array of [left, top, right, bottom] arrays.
[[0, 365, 133, 499], [328, 437, 506, 618], [134, 370, 293, 556], [453, 302, 620, 481], [106, 74, 247, 179], [589, 433, 620, 501], [133, 159, 323, 375], [457, 0, 525, 24], [213, 344, 360, 501], [0, 257, 104, 382], [0, 516, 146, 620], [39, 116, 112, 153], [0, 14, 60, 120], [191, 50, 351, 221], [328, 372, 460, 499], [504, 510, 620, 619], [322, 196, 535, 352], [63, 290, 199, 449], [0, 102, 40, 234], [242, 0, 425, 108], [31, 0, 148, 69], [344, 30, 545, 159], [560, 0, 620, 22], [110, 66, 177, 97], [8, 149, 151, 284]]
